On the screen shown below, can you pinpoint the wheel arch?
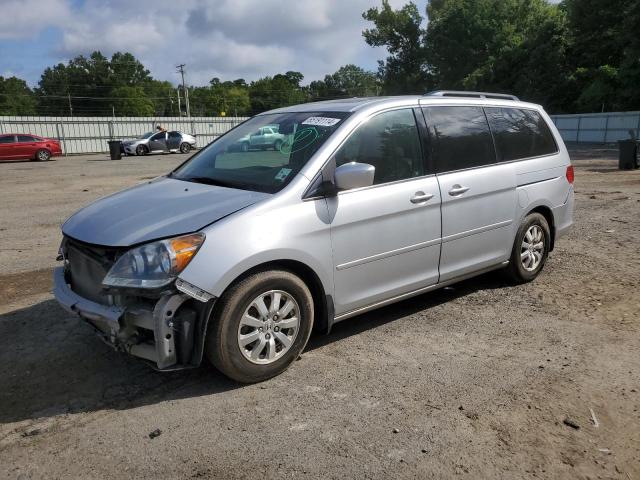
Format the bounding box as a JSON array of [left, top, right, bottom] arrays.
[[526, 205, 556, 251], [214, 259, 333, 335]]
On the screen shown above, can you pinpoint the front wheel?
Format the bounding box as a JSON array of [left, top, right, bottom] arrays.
[[179, 142, 191, 154], [136, 145, 147, 156], [506, 212, 551, 283], [273, 139, 283, 151], [206, 270, 314, 383]]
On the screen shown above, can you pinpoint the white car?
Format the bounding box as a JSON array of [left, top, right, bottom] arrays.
[[236, 125, 287, 152], [122, 131, 197, 156]]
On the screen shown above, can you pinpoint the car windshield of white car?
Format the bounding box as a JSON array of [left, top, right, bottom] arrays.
[[172, 111, 351, 193]]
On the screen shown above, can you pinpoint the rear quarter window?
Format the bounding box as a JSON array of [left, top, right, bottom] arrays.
[[485, 107, 558, 161], [422, 106, 496, 173], [0, 135, 15, 144]]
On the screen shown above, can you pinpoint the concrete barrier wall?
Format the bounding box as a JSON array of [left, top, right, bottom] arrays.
[[550, 111, 640, 144], [0, 116, 248, 154]]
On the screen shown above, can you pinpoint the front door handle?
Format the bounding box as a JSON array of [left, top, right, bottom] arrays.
[[448, 184, 470, 196], [410, 191, 434, 204]]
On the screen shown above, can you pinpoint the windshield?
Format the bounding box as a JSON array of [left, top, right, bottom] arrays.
[[172, 111, 350, 193], [138, 132, 153, 139]]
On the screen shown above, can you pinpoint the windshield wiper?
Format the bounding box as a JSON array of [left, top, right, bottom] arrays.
[[179, 176, 235, 188]]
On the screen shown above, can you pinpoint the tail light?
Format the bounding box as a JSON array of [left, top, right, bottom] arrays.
[[566, 165, 574, 184]]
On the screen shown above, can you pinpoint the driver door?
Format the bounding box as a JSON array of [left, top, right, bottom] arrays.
[[148, 132, 168, 152], [327, 108, 442, 315]]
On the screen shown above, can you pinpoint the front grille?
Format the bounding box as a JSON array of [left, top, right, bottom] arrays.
[[65, 237, 121, 304]]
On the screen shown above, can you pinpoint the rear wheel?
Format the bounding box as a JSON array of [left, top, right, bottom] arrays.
[[506, 212, 550, 283], [136, 145, 147, 156], [206, 270, 314, 383], [35, 149, 51, 161], [179, 142, 191, 154]]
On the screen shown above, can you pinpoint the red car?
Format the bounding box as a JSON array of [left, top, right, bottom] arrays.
[[0, 133, 62, 161]]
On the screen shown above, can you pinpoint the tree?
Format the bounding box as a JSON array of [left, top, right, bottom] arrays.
[[362, 0, 430, 94], [447, 0, 574, 112], [249, 72, 307, 114], [111, 86, 155, 116], [325, 64, 380, 98], [0, 76, 37, 115]]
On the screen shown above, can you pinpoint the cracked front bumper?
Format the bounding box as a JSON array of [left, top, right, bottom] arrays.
[[53, 267, 201, 370]]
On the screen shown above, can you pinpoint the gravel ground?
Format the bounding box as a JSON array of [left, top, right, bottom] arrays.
[[0, 148, 638, 479]]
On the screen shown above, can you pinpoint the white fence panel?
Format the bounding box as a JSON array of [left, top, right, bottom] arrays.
[[0, 116, 248, 154], [550, 111, 640, 144]]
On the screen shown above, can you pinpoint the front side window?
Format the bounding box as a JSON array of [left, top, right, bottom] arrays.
[[423, 106, 496, 173], [335, 108, 424, 185], [0, 135, 15, 144], [151, 132, 166, 141], [173, 111, 350, 193], [485, 107, 558, 161]]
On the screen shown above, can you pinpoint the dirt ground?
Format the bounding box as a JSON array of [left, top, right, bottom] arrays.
[[0, 148, 638, 479]]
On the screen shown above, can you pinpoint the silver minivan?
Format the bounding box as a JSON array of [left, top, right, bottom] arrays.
[[54, 91, 574, 382]]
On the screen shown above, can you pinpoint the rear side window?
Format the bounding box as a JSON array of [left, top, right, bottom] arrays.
[[17, 135, 36, 142], [168, 131, 181, 139], [485, 108, 558, 161], [422, 106, 495, 173], [0, 135, 15, 144], [335, 108, 424, 185]]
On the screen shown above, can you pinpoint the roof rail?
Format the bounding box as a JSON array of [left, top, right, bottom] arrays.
[[425, 90, 520, 101]]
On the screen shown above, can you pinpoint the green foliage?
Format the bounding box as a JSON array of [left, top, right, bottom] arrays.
[[110, 86, 155, 116], [309, 64, 380, 99], [362, 0, 430, 94], [362, 0, 640, 112], [0, 76, 37, 115], [248, 72, 307, 114]]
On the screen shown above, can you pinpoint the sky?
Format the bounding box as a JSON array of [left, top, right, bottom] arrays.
[[0, 0, 428, 88]]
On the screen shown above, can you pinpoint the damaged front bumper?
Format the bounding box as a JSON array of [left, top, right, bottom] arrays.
[[53, 267, 215, 370]]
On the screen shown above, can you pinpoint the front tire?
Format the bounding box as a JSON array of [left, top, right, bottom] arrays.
[[35, 149, 51, 161], [506, 212, 551, 283], [136, 145, 147, 156], [240, 142, 249, 152], [273, 139, 283, 151], [206, 270, 314, 383]]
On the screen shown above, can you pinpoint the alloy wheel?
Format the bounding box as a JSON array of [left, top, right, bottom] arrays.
[[237, 290, 300, 365], [521, 225, 545, 271]]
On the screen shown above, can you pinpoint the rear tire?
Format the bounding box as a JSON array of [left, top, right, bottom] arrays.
[[136, 145, 147, 156], [506, 212, 551, 284], [35, 149, 51, 161], [179, 142, 191, 154], [206, 270, 314, 383]]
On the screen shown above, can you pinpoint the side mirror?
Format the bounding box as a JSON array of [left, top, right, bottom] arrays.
[[334, 162, 375, 191]]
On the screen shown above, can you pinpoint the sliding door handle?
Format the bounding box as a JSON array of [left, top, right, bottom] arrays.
[[448, 184, 470, 196]]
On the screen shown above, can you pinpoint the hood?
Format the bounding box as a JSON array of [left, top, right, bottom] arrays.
[[122, 138, 146, 146], [62, 177, 270, 247]]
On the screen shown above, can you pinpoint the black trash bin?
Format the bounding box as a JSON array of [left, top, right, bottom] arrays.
[[618, 140, 639, 170], [108, 140, 122, 160]]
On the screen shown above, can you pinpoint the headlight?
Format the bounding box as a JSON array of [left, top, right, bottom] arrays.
[[102, 233, 204, 289]]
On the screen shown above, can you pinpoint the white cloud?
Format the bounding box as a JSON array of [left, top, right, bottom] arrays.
[[0, 0, 70, 39], [3, 0, 423, 85]]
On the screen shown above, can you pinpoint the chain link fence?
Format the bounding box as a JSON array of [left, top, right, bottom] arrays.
[[0, 116, 248, 154]]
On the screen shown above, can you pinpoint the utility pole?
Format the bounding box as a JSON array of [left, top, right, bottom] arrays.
[[176, 64, 191, 118], [177, 88, 181, 116], [67, 92, 73, 117]]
